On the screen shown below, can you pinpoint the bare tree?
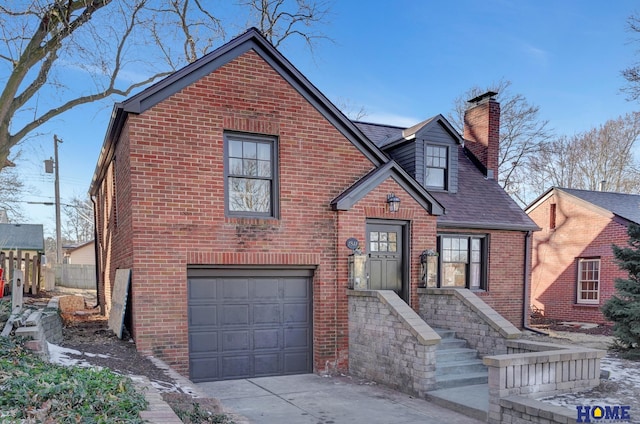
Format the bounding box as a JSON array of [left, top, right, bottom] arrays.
[[62, 195, 94, 243], [529, 113, 640, 193], [448, 80, 553, 206], [0, 165, 26, 222], [0, 0, 332, 171], [334, 97, 368, 121], [0, 1, 175, 171], [622, 14, 640, 101], [240, 0, 331, 50]]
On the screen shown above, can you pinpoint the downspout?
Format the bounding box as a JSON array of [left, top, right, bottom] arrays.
[[522, 230, 547, 335], [90, 195, 101, 313]]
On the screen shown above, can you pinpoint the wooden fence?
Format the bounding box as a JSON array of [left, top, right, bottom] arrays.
[[0, 250, 42, 295]]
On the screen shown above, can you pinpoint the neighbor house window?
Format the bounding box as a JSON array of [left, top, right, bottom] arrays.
[[425, 144, 448, 190], [550, 203, 556, 230], [225, 132, 278, 217], [577, 258, 600, 304], [438, 235, 486, 290]]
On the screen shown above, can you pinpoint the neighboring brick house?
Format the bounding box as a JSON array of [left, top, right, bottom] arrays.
[[90, 28, 537, 382], [526, 187, 639, 324]]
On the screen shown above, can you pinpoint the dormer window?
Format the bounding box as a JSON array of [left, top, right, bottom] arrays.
[[425, 144, 447, 190]]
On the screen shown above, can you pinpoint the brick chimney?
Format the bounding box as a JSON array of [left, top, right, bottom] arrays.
[[463, 91, 500, 180]]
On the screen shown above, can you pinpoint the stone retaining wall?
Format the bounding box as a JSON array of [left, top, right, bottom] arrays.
[[499, 396, 575, 424], [418, 288, 521, 356], [347, 289, 441, 396], [40, 298, 63, 345], [484, 339, 605, 424]]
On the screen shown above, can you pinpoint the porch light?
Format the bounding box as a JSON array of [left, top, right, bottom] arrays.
[[386, 193, 400, 213], [419, 249, 438, 288]]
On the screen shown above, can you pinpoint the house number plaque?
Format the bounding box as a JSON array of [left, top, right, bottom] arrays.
[[346, 237, 360, 251]]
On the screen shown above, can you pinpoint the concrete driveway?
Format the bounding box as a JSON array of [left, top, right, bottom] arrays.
[[196, 374, 484, 424]]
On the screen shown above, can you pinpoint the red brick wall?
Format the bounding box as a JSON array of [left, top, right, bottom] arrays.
[[529, 192, 627, 324], [442, 229, 527, 328], [95, 123, 134, 316], [97, 49, 441, 377], [335, 180, 438, 370]]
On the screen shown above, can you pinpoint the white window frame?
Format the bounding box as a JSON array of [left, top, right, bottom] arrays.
[[577, 258, 600, 305]]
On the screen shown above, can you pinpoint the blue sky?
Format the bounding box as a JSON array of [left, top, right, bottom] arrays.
[[16, 0, 640, 235]]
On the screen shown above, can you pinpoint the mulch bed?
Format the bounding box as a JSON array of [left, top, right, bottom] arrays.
[[529, 314, 614, 336]]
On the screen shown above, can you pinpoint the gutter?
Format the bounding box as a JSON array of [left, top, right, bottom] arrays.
[[90, 195, 102, 314], [522, 230, 547, 335]]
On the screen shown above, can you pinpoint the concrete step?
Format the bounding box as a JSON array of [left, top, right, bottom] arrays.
[[432, 328, 456, 339], [426, 384, 488, 421], [434, 371, 488, 390], [437, 337, 467, 350], [15, 324, 44, 340], [436, 359, 488, 376], [436, 347, 479, 362]]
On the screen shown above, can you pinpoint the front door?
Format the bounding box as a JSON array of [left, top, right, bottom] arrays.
[[366, 222, 406, 301]]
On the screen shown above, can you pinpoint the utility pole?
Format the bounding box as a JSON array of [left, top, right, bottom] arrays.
[[44, 135, 63, 263]]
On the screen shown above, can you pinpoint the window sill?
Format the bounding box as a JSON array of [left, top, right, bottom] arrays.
[[225, 216, 280, 225], [573, 303, 600, 308]]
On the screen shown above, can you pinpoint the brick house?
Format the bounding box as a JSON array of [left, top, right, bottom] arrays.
[[526, 187, 639, 324], [90, 28, 537, 382]]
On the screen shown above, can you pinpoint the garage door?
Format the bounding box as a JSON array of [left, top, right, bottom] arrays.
[[187, 268, 313, 382]]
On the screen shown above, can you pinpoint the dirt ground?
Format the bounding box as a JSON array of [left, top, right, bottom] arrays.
[[60, 318, 229, 423]]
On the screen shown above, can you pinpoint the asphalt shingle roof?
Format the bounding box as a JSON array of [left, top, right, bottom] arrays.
[[432, 148, 538, 230], [0, 223, 45, 251], [354, 121, 404, 148], [559, 188, 640, 225], [354, 121, 538, 231]]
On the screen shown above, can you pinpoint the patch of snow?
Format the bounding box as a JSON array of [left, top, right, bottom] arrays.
[[47, 342, 103, 369], [83, 352, 112, 359], [541, 355, 640, 415]]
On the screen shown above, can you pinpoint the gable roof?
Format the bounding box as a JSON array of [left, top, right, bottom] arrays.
[[331, 161, 444, 215], [355, 115, 463, 149], [527, 187, 640, 225], [356, 118, 538, 231], [91, 27, 389, 195], [0, 223, 45, 251]]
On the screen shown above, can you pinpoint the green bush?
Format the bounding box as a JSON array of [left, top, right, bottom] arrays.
[[602, 223, 640, 354]]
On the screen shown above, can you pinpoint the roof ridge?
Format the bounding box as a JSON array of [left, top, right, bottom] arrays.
[[352, 120, 406, 129]]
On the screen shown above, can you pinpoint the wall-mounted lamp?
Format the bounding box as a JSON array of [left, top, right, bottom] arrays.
[[386, 193, 400, 213], [419, 249, 438, 288]]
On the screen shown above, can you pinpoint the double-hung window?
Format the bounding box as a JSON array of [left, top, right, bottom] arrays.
[[437, 235, 486, 290], [577, 258, 600, 304], [425, 144, 448, 190], [225, 132, 278, 217]]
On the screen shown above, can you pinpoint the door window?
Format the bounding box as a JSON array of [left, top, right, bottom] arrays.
[[369, 231, 398, 252]]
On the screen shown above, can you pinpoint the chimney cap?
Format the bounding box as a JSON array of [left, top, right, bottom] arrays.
[[467, 91, 498, 105]]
